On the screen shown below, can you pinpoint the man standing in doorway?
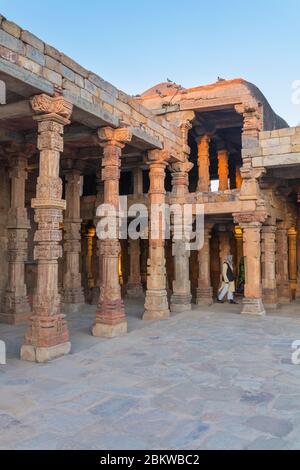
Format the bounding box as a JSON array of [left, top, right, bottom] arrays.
[[218, 255, 238, 304]]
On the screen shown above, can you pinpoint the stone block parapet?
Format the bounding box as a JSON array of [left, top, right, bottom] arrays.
[[0, 16, 182, 153]]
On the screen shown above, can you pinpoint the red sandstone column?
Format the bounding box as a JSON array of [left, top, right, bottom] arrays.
[[196, 223, 214, 306], [218, 149, 229, 191], [197, 135, 210, 192], [170, 160, 193, 312], [0, 147, 33, 324], [236, 166, 242, 190], [240, 221, 265, 316], [276, 225, 292, 304], [93, 127, 132, 338], [234, 225, 243, 270], [261, 225, 278, 309], [63, 168, 85, 310], [21, 94, 73, 363], [143, 149, 170, 320]]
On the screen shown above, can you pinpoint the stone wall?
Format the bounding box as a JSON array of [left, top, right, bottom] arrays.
[[244, 126, 300, 168], [0, 16, 182, 152]]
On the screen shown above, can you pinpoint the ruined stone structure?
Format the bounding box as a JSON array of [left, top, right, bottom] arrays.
[[0, 15, 299, 362]]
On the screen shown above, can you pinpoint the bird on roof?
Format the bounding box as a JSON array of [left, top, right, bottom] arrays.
[[217, 77, 226, 82]]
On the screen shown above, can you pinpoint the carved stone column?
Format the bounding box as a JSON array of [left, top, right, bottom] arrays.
[[63, 168, 85, 310], [133, 167, 143, 196], [126, 238, 143, 298], [21, 94, 73, 363], [236, 166, 242, 190], [196, 224, 214, 306], [143, 149, 170, 320], [170, 161, 193, 312], [234, 212, 265, 316], [197, 135, 210, 192], [261, 225, 278, 309], [218, 229, 231, 273], [218, 149, 229, 191], [288, 226, 297, 294], [0, 147, 33, 324], [86, 226, 96, 291], [276, 226, 292, 304], [240, 221, 265, 315], [234, 225, 243, 270], [93, 127, 132, 338]]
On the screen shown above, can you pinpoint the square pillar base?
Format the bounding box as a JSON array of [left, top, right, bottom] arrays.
[[0, 311, 31, 325], [170, 294, 192, 313], [196, 287, 213, 306], [126, 284, 144, 299], [263, 288, 278, 309], [241, 298, 266, 316], [63, 303, 85, 314], [143, 289, 170, 321], [92, 320, 127, 338], [20, 342, 71, 363]]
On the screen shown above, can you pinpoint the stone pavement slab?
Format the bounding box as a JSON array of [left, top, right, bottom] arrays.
[[0, 300, 300, 449]]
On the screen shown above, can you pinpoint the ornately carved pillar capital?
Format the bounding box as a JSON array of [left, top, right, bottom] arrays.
[[170, 160, 193, 198], [30, 93, 73, 123]]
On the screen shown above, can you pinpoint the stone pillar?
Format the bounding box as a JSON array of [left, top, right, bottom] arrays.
[[234, 225, 243, 270], [0, 148, 33, 324], [218, 149, 229, 191], [21, 94, 73, 363], [196, 224, 213, 306], [93, 127, 132, 338], [277, 226, 292, 304], [127, 238, 143, 298], [236, 166, 242, 190], [218, 229, 231, 273], [63, 169, 85, 311], [133, 167, 143, 196], [261, 225, 278, 308], [170, 161, 193, 312], [86, 226, 96, 290], [143, 149, 170, 320], [288, 227, 297, 294], [197, 135, 210, 192], [240, 221, 265, 316]]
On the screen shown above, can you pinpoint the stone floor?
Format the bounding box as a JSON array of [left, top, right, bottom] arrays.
[[1, 299, 300, 450]]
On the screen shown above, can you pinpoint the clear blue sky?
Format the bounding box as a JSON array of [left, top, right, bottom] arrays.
[[1, 0, 300, 125]]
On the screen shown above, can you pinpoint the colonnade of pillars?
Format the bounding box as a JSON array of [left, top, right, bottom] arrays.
[[1, 94, 299, 363], [197, 134, 242, 192]]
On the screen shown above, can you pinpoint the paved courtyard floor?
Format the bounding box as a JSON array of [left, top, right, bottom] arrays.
[[1, 299, 300, 450]]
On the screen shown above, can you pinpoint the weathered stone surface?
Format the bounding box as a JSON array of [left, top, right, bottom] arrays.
[[21, 30, 44, 52]]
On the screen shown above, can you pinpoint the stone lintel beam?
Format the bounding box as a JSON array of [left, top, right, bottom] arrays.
[[0, 99, 33, 121]]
